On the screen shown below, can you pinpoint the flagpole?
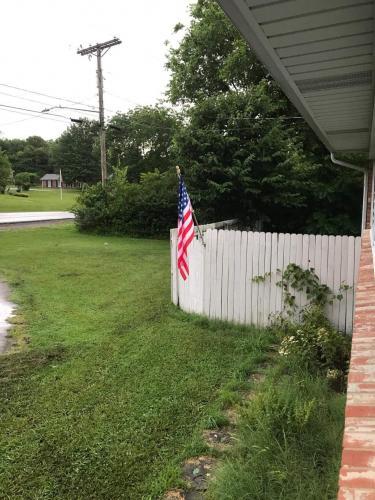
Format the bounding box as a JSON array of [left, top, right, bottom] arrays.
[[176, 166, 205, 246]]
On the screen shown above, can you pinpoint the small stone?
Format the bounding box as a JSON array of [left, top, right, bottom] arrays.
[[182, 456, 217, 492], [202, 428, 233, 450]]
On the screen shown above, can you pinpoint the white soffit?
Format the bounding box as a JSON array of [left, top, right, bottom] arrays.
[[217, 0, 375, 156]]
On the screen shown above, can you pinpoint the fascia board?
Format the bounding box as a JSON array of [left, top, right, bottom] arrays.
[[217, 0, 334, 151]]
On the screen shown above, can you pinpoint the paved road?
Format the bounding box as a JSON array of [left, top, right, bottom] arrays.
[[0, 211, 74, 224]]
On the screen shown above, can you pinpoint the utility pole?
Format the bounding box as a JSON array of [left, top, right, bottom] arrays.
[[77, 37, 122, 185]]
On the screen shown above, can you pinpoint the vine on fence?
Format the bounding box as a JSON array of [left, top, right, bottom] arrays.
[[253, 263, 351, 316], [253, 263, 352, 391]]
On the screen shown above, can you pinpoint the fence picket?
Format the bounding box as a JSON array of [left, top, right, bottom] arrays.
[[326, 235, 336, 321], [290, 234, 297, 264], [314, 235, 322, 279], [276, 233, 285, 312], [239, 231, 248, 324], [263, 232, 272, 324], [252, 232, 260, 326], [283, 234, 291, 314], [339, 236, 348, 332], [227, 231, 236, 322], [203, 230, 212, 316], [170, 229, 178, 305], [308, 234, 316, 271], [215, 230, 225, 319], [172, 228, 359, 334], [221, 230, 230, 320], [233, 231, 243, 323], [301, 234, 310, 309], [245, 232, 254, 325], [209, 230, 218, 319], [331, 236, 342, 328], [320, 235, 329, 286], [189, 238, 205, 314], [257, 232, 266, 326], [294, 234, 303, 310], [269, 233, 278, 318]]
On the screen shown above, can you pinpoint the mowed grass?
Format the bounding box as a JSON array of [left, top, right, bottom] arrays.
[[0, 224, 273, 499], [0, 189, 78, 212]]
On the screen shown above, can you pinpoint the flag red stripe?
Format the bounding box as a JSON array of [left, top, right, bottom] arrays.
[[177, 189, 194, 280], [177, 219, 194, 250]]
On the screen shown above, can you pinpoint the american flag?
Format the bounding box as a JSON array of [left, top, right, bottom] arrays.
[[177, 176, 195, 281]]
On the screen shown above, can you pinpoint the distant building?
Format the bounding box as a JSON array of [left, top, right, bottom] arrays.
[[40, 174, 62, 189]]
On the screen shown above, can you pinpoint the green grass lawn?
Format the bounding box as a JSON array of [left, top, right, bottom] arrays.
[[0, 189, 78, 212], [0, 224, 273, 499]]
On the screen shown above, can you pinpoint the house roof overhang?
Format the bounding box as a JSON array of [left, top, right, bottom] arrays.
[[217, 0, 375, 157]]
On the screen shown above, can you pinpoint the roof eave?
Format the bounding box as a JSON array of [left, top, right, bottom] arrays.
[[217, 0, 357, 154]]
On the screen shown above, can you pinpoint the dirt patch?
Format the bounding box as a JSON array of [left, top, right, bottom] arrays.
[[202, 428, 233, 451], [225, 407, 240, 425], [164, 490, 204, 500], [249, 372, 266, 384], [164, 489, 186, 500], [182, 456, 217, 492]]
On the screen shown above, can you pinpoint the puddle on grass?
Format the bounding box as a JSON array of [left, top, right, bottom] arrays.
[[0, 281, 15, 353]]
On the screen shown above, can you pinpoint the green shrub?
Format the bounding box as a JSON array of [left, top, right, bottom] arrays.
[[0, 150, 12, 194], [15, 172, 32, 192], [276, 306, 351, 390], [8, 192, 29, 198], [258, 265, 351, 389], [74, 167, 178, 237]]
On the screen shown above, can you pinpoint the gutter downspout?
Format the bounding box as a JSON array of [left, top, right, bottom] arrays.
[[330, 152, 368, 233]]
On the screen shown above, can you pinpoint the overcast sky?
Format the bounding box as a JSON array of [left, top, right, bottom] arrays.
[[0, 0, 192, 140]]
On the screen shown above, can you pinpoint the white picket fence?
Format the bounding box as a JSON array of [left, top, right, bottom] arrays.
[[171, 228, 361, 333]]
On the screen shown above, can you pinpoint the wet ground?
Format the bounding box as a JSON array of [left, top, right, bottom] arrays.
[[0, 282, 15, 353]]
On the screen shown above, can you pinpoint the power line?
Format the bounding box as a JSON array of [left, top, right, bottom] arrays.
[[0, 106, 70, 124], [0, 90, 58, 108], [0, 87, 119, 122], [0, 103, 75, 120], [0, 90, 107, 119], [0, 83, 99, 111], [0, 116, 37, 127]]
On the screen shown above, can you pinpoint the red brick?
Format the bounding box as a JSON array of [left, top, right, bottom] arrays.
[[339, 466, 375, 488], [346, 405, 375, 419], [340, 230, 375, 499], [342, 450, 375, 468]]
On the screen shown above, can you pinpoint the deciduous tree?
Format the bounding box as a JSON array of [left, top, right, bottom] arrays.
[[107, 106, 180, 182], [0, 150, 12, 194], [50, 119, 100, 184]]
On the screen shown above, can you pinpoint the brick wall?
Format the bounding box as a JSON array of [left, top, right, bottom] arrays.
[[338, 230, 375, 498]]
